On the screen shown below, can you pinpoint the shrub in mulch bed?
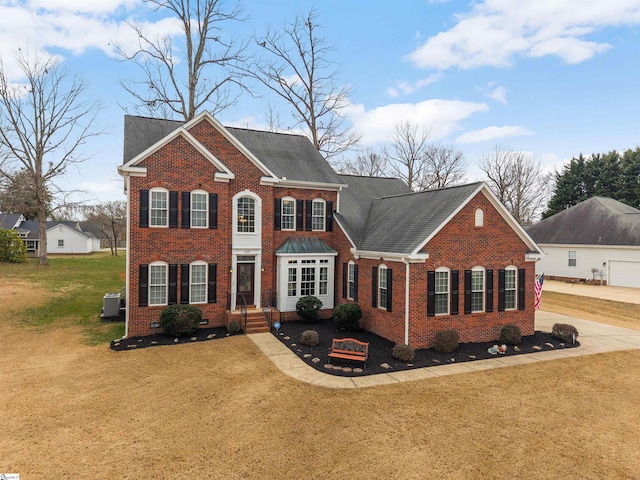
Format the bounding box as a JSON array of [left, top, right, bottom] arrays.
[[273, 319, 580, 377], [110, 326, 242, 351]]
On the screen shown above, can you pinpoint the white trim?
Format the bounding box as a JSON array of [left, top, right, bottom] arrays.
[[189, 260, 208, 304], [148, 261, 169, 307], [404, 259, 410, 345], [149, 187, 169, 228], [471, 266, 485, 313], [351, 248, 429, 262], [311, 198, 326, 232], [281, 196, 296, 231], [124, 176, 130, 338], [525, 252, 543, 261], [537, 243, 640, 251], [190, 189, 209, 229], [377, 263, 388, 310], [434, 266, 451, 316], [504, 265, 518, 311], [269, 178, 347, 190], [333, 216, 356, 249]]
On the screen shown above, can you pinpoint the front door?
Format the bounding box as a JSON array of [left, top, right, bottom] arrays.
[[237, 263, 255, 306]]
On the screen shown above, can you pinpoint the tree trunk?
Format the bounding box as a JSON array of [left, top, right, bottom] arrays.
[[37, 201, 48, 266]]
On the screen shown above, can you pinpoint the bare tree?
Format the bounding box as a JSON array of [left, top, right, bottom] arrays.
[[338, 148, 389, 177], [417, 143, 466, 190], [252, 9, 360, 160], [0, 52, 101, 266], [479, 145, 551, 224], [119, 0, 249, 121], [387, 121, 430, 190], [83, 201, 127, 256]]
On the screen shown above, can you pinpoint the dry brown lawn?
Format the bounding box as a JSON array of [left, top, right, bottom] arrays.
[[1, 278, 639, 479]]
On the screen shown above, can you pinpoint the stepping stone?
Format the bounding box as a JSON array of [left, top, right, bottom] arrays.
[[151, 341, 158, 345], [297, 349, 302, 352], [559, 343, 565, 347], [304, 354, 312, 359], [284, 336, 290, 340], [353, 368, 363, 373], [127, 344, 137, 349], [291, 343, 296, 347], [342, 367, 352, 372], [380, 363, 390, 369], [450, 358, 456, 362], [312, 357, 321, 363], [113, 342, 120, 347], [432, 359, 441, 364], [468, 355, 476, 359], [207, 334, 216, 339], [407, 363, 414, 367], [137, 339, 143, 342], [544, 342, 555, 348], [532, 345, 542, 351], [332, 365, 342, 370], [191, 337, 198, 341], [514, 346, 520, 352], [174, 338, 180, 343], [324, 364, 333, 369]]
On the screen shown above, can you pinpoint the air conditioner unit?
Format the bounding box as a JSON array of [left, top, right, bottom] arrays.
[[101, 292, 121, 319]]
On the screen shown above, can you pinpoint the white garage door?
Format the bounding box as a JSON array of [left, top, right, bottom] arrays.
[[609, 260, 640, 288]]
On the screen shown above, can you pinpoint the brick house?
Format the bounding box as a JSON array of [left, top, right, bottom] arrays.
[[118, 111, 542, 348]]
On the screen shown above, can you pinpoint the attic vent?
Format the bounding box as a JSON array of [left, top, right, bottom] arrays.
[[475, 208, 484, 227]]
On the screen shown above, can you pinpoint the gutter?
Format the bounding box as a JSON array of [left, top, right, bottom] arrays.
[[403, 257, 410, 345]]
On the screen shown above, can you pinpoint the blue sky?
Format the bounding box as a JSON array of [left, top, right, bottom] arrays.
[[2, 0, 640, 204]]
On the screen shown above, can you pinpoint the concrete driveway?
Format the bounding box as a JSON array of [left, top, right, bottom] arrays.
[[544, 279, 640, 304]]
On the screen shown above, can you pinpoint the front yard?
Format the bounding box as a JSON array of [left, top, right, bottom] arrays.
[[0, 255, 639, 479]]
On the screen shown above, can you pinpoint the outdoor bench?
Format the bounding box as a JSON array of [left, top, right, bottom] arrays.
[[328, 338, 369, 366]]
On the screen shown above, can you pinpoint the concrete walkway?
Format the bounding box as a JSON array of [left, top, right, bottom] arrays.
[[544, 279, 640, 304], [248, 311, 640, 389]]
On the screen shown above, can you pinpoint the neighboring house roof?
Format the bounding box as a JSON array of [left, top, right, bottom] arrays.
[[123, 115, 343, 185], [16, 221, 91, 240], [525, 196, 640, 246], [0, 213, 24, 230], [275, 237, 337, 255]]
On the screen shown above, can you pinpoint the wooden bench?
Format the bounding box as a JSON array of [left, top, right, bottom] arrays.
[[328, 338, 369, 366]]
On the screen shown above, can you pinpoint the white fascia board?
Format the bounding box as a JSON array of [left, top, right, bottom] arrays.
[[275, 251, 338, 257], [537, 243, 640, 251], [275, 179, 348, 191], [118, 165, 147, 177], [351, 249, 428, 263], [333, 216, 356, 249], [525, 252, 543, 262], [197, 113, 279, 181]]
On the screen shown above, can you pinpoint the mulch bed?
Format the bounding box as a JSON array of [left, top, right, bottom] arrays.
[[273, 319, 580, 377], [110, 326, 242, 351]]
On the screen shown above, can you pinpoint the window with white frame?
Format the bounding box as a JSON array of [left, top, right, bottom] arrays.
[[435, 268, 450, 315], [475, 208, 484, 227], [319, 260, 329, 296], [25, 240, 37, 251], [281, 198, 295, 231], [568, 250, 577, 267], [191, 191, 208, 228], [471, 267, 485, 313], [150, 188, 169, 227], [287, 260, 297, 297], [190, 261, 207, 304], [237, 196, 255, 233], [348, 261, 356, 300], [149, 262, 168, 306], [504, 266, 517, 310], [301, 263, 316, 296], [312, 199, 325, 231], [378, 265, 388, 309]]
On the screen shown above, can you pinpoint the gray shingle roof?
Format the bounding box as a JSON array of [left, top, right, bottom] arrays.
[[0, 213, 23, 230], [525, 196, 640, 246], [123, 115, 343, 185], [17, 221, 87, 240], [275, 237, 337, 255]]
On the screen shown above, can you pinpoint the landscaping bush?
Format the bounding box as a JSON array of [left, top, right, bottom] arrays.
[[392, 343, 415, 363], [552, 323, 579, 343], [227, 320, 243, 334], [160, 304, 202, 337], [0, 229, 27, 263], [296, 295, 323, 322], [333, 302, 362, 331], [300, 330, 319, 347], [499, 324, 522, 345], [434, 330, 460, 353]]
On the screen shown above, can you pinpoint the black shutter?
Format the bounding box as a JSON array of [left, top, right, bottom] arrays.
[[139, 190, 149, 228], [498, 269, 506, 312], [181, 192, 190, 228], [138, 264, 148, 307], [168, 264, 178, 305], [326, 201, 334, 231], [305, 200, 312, 230], [372, 266, 378, 307], [342, 263, 347, 298], [427, 270, 435, 317], [353, 264, 359, 302], [274, 198, 281, 230], [386, 268, 393, 312], [208, 264, 217, 303], [296, 200, 304, 231], [169, 191, 178, 228], [180, 264, 189, 304], [209, 193, 218, 229], [486, 269, 494, 313], [518, 268, 526, 310], [451, 270, 459, 315], [464, 270, 472, 314]]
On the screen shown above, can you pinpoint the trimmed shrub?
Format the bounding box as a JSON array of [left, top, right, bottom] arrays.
[[160, 304, 201, 337], [499, 324, 522, 345], [296, 295, 323, 322], [0, 229, 28, 263], [392, 344, 415, 363], [227, 320, 243, 334], [333, 302, 362, 331], [434, 330, 459, 353], [300, 330, 319, 347], [552, 323, 579, 343]]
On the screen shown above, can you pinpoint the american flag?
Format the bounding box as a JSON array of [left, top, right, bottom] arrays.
[[534, 272, 544, 310]]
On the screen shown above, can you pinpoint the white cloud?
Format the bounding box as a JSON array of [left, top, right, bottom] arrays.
[[407, 0, 640, 70], [387, 73, 443, 98], [456, 125, 534, 144], [27, 0, 138, 14], [346, 99, 489, 145], [487, 85, 507, 104]]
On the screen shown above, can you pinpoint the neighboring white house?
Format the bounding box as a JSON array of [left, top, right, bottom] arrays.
[[525, 197, 640, 288]]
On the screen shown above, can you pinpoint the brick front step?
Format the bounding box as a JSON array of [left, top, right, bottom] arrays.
[[229, 310, 271, 334]]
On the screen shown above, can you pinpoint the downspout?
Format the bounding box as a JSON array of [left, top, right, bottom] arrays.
[[124, 175, 131, 339], [403, 257, 410, 345]]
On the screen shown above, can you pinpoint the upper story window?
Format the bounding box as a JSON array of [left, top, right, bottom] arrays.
[[191, 190, 208, 228], [150, 188, 169, 227], [190, 261, 207, 304], [149, 261, 168, 306], [281, 197, 295, 231], [475, 208, 484, 227], [504, 266, 517, 310], [348, 261, 356, 300], [471, 267, 485, 313], [312, 199, 325, 231], [237, 196, 255, 233], [378, 264, 388, 310], [568, 250, 577, 267], [435, 267, 450, 315]]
